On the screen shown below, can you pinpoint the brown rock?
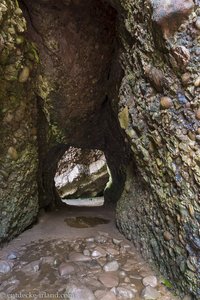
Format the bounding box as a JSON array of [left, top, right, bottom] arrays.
[[194, 76, 200, 87], [7, 147, 18, 161], [195, 18, 200, 30], [172, 46, 190, 67], [181, 73, 191, 86], [151, 0, 194, 37], [160, 97, 173, 109], [144, 65, 165, 92], [98, 272, 119, 288], [196, 109, 200, 120], [163, 231, 173, 241]]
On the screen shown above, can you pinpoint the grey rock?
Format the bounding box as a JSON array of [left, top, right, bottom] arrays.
[[141, 286, 160, 299], [103, 260, 119, 272], [0, 261, 12, 273], [58, 263, 75, 276], [117, 287, 135, 299], [7, 251, 18, 260], [142, 276, 158, 287], [92, 247, 107, 258], [83, 249, 90, 256], [22, 260, 41, 273], [65, 283, 95, 300]]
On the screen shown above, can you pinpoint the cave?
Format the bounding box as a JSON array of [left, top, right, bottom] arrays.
[[0, 0, 199, 299], [18, 0, 127, 209]]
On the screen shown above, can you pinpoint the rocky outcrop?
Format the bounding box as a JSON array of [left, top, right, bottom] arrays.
[[0, 0, 38, 242], [0, 0, 199, 298], [116, 0, 200, 298], [54, 148, 109, 199]]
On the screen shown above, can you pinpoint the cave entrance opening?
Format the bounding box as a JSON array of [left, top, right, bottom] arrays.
[[54, 147, 111, 207]]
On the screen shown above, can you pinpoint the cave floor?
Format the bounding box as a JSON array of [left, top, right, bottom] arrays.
[[0, 205, 180, 300]]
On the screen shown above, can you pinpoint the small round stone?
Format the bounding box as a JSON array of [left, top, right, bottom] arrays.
[[7, 251, 18, 260], [160, 97, 173, 109], [163, 231, 173, 241], [188, 131, 196, 141], [181, 73, 190, 86], [0, 261, 12, 274], [18, 66, 30, 83], [194, 76, 200, 87], [195, 109, 200, 120], [103, 260, 119, 272], [197, 128, 200, 134], [195, 18, 200, 30], [58, 263, 75, 276], [142, 276, 158, 288], [8, 147, 18, 161]]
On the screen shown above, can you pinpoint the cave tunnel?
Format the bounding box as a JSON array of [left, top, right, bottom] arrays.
[[18, 0, 128, 209], [1, 0, 199, 298]]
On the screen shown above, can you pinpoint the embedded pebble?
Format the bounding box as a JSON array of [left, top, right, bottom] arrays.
[[195, 18, 200, 30], [92, 247, 107, 258], [194, 77, 200, 87], [103, 260, 119, 272], [98, 272, 119, 288], [142, 276, 158, 287], [58, 263, 75, 276], [7, 251, 18, 260], [195, 109, 200, 120], [65, 283, 95, 300], [160, 97, 173, 109], [18, 66, 30, 83], [83, 249, 90, 256], [116, 287, 135, 299], [181, 73, 190, 86], [141, 286, 160, 299], [163, 231, 173, 241], [69, 252, 91, 262], [7, 147, 18, 161], [112, 238, 122, 245], [0, 261, 12, 274]]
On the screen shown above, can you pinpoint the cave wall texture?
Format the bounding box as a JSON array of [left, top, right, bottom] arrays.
[[0, 0, 199, 298], [0, 0, 39, 242]]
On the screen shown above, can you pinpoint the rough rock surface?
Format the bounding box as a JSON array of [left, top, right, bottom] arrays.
[[54, 147, 109, 199], [116, 1, 200, 298], [0, 0, 199, 299], [0, 0, 38, 242]]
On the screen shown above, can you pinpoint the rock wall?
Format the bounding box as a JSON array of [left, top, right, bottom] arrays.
[[115, 0, 200, 298], [0, 0, 199, 298], [0, 0, 38, 243]]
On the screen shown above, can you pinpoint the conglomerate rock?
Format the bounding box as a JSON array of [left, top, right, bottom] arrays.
[[0, 0, 199, 298], [0, 0, 38, 242], [116, 0, 200, 298]]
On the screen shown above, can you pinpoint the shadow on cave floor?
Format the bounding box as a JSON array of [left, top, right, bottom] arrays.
[[0, 205, 180, 300]]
